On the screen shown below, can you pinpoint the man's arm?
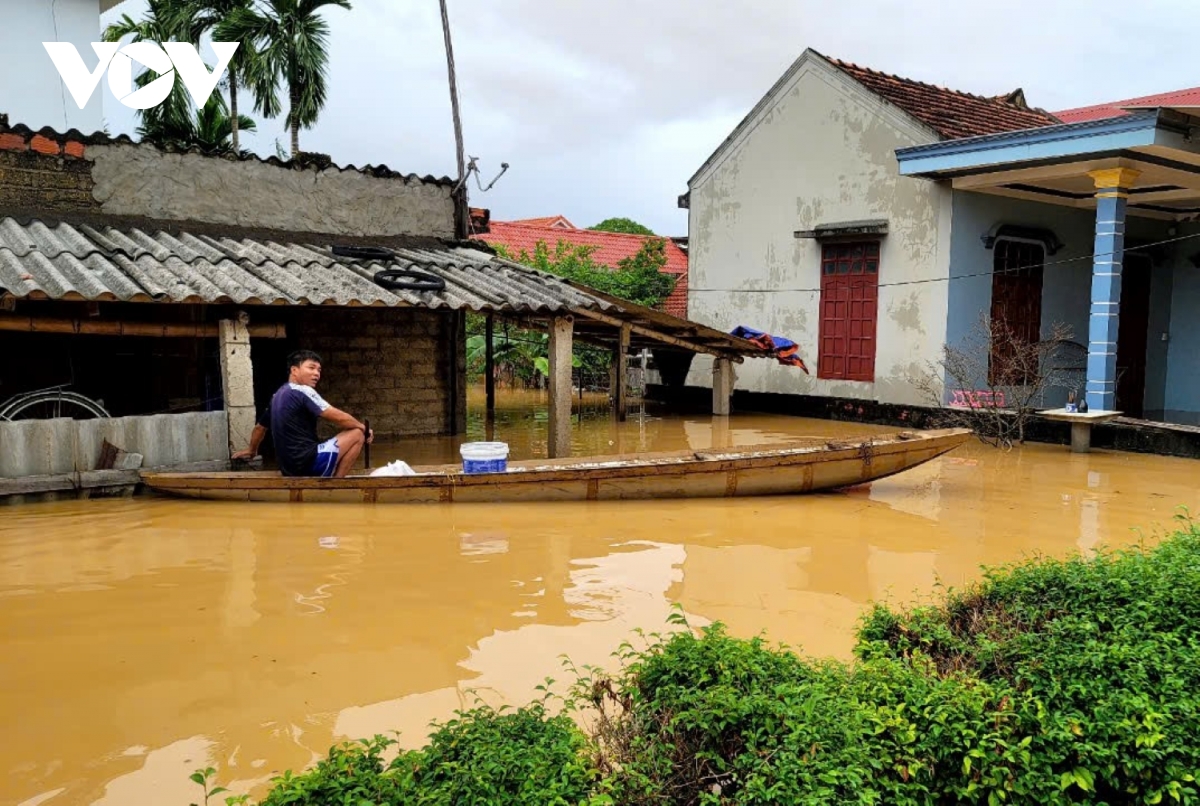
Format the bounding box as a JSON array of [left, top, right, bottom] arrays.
[[232, 423, 268, 460], [321, 405, 374, 442]]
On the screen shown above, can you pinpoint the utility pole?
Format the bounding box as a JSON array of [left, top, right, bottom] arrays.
[[439, 0, 469, 240]]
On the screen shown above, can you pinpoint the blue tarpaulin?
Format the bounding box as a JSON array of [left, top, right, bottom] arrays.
[[730, 326, 810, 373]]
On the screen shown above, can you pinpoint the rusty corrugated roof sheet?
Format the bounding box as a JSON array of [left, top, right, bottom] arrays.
[[0, 218, 614, 314]]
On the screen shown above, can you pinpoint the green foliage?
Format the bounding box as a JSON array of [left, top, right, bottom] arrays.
[[856, 513, 1200, 804], [256, 707, 596, 806], [589, 217, 655, 236], [222, 0, 353, 154], [388, 703, 597, 805], [189, 765, 243, 805], [197, 520, 1200, 806], [582, 623, 1034, 805], [465, 328, 544, 386], [493, 239, 676, 310], [138, 95, 257, 153], [467, 237, 675, 387], [463, 326, 589, 388], [172, 0, 263, 152], [103, 0, 195, 140], [104, 0, 259, 154], [259, 735, 401, 805]]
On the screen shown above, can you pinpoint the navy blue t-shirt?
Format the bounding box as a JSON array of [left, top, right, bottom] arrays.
[[257, 383, 331, 476]]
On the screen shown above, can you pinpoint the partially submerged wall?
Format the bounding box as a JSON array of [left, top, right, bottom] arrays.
[[0, 411, 228, 477]]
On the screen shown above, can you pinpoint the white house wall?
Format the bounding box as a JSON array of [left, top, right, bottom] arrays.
[[686, 56, 951, 406], [1, 0, 105, 133]]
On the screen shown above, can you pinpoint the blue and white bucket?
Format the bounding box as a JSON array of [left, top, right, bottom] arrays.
[[460, 441, 509, 474]]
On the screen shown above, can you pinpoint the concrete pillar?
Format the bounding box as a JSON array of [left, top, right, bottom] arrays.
[[1085, 167, 1140, 412], [711, 414, 732, 449], [547, 316, 573, 458], [1070, 422, 1093, 453], [713, 356, 734, 417], [612, 323, 630, 421], [219, 315, 255, 457]]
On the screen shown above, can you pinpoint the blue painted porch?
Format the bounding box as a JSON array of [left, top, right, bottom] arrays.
[[898, 109, 1200, 426]]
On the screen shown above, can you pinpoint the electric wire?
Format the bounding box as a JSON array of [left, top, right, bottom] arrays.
[[689, 229, 1200, 294]]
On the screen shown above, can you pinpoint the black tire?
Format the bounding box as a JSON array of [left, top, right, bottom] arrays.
[[373, 268, 447, 292], [332, 245, 396, 261]]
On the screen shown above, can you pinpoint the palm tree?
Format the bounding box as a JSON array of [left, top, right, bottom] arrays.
[[192, 97, 258, 152], [224, 0, 351, 157], [171, 0, 260, 152], [137, 94, 256, 154], [102, 0, 194, 139]]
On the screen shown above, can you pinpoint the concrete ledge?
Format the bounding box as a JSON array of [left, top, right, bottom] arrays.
[[647, 385, 1200, 460], [0, 459, 230, 504], [1037, 408, 1122, 453]]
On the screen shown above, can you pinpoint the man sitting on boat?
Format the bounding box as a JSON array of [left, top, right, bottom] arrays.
[[232, 350, 373, 478]]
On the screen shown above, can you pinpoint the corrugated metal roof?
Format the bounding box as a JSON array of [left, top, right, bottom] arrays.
[[0, 218, 615, 314]]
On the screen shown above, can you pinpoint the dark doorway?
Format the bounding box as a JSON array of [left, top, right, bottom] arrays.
[[1116, 253, 1152, 417]]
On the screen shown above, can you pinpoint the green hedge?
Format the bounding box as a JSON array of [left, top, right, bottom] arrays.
[[207, 519, 1200, 806]]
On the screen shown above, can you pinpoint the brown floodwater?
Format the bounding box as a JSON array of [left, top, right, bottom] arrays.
[[3, 388, 1198, 806]]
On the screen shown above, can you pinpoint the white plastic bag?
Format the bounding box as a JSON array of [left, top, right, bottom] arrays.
[[369, 460, 417, 477]]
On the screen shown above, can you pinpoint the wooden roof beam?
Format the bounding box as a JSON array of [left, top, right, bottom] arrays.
[[569, 307, 745, 361]]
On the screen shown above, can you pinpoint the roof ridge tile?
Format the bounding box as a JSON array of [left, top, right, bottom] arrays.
[[0, 114, 455, 185]]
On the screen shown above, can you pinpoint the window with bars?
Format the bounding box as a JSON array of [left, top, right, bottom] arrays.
[[988, 239, 1045, 386], [818, 242, 879, 382]]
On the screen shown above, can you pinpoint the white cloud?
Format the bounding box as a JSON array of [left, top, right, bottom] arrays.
[[99, 0, 1198, 234]]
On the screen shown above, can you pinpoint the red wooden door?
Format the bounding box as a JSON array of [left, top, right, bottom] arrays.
[[989, 240, 1044, 385], [818, 243, 879, 381]]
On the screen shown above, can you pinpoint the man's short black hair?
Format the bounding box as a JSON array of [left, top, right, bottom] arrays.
[[287, 350, 323, 369]]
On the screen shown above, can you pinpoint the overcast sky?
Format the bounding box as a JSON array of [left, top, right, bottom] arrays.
[[100, 0, 1194, 236]]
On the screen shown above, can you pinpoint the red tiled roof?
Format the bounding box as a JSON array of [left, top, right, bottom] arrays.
[[1055, 86, 1200, 124], [476, 221, 688, 318], [825, 56, 1062, 139], [663, 270, 687, 318], [509, 215, 576, 229]]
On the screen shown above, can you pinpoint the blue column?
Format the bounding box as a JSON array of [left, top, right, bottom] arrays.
[[1086, 168, 1140, 412]]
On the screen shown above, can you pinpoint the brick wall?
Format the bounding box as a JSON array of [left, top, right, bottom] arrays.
[[294, 308, 466, 437], [0, 132, 99, 215]]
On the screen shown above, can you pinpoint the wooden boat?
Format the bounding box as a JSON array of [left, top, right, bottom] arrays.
[[140, 428, 971, 504]]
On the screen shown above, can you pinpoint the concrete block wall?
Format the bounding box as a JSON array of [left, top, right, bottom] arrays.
[[0, 123, 455, 238], [0, 412, 228, 477], [295, 308, 466, 436]]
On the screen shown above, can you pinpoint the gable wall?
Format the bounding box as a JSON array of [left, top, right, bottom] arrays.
[[685, 56, 951, 406]]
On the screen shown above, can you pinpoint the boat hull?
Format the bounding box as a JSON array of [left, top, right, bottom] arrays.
[[140, 428, 971, 504]]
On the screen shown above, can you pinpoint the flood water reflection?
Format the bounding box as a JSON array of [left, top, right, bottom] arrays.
[[3, 389, 1197, 805]]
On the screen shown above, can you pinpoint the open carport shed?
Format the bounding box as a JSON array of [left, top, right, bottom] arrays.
[[0, 216, 770, 460]]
